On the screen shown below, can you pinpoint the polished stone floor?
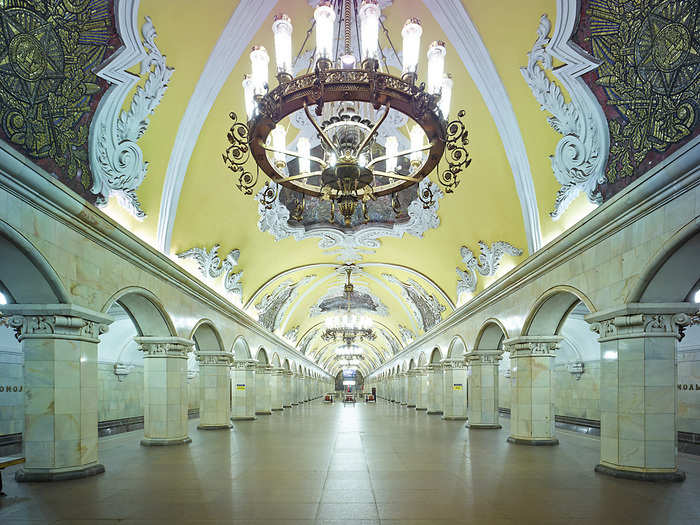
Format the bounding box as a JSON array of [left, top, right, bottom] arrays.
[[1, 400, 700, 524]]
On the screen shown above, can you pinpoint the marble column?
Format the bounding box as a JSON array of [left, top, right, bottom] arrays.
[[466, 350, 502, 429], [416, 368, 428, 410], [283, 370, 293, 408], [4, 305, 111, 481], [400, 372, 408, 405], [504, 336, 560, 446], [406, 370, 418, 407], [270, 367, 284, 411], [292, 373, 300, 405], [588, 305, 696, 481], [255, 364, 272, 415], [135, 336, 194, 446], [196, 351, 233, 430], [441, 358, 468, 420], [427, 364, 443, 415], [231, 359, 257, 420]]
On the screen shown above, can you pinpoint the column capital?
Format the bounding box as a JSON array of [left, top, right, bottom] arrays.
[[196, 351, 234, 366], [135, 336, 194, 358], [406, 369, 421, 376], [585, 303, 699, 342], [284, 369, 293, 376], [256, 363, 272, 373], [440, 357, 466, 369], [233, 359, 257, 370], [503, 335, 561, 358], [428, 362, 444, 371], [465, 350, 503, 365], [0, 303, 112, 343]]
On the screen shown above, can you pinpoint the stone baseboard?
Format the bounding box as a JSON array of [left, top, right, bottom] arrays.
[[507, 436, 559, 446], [197, 424, 232, 430], [271, 408, 283, 411], [15, 463, 105, 482], [442, 416, 467, 420], [467, 423, 502, 429], [407, 404, 416, 408], [427, 410, 443, 415], [416, 407, 427, 411], [255, 411, 272, 415], [231, 416, 256, 421], [140, 436, 192, 446], [595, 463, 685, 482]]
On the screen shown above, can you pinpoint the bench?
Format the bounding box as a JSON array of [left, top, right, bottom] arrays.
[[0, 456, 25, 496]]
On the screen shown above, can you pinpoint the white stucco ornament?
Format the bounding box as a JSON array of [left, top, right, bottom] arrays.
[[257, 178, 443, 262], [91, 15, 174, 219], [176, 244, 243, 297], [521, 12, 607, 219], [456, 241, 522, 295]]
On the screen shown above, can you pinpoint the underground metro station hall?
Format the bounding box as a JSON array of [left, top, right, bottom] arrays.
[[0, 0, 699, 523]]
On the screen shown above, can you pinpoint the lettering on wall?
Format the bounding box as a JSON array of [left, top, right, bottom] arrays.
[[0, 385, 22, 392], [678, 384, 700, 391]]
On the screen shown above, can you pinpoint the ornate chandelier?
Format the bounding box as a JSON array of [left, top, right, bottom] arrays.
[[223, 0, 471, 226], [335, 344, 364, 357], [322, 265, 376, 344]]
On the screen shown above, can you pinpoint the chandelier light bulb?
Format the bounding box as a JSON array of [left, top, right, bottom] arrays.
[[358, 153, 368, 167], [272, 14, 293, 77], [410, 124, 424, 167], [359, 0, 381, 62], [314, 1, 336, 61], [439, 74, 453, 120], [401, 18, 422, 76], [385, 136, 398, 172], [242, 75, 256, 120], [328, 152, 337, 167], [297, 137, 311, 173], [250, 45, 270, 96], [341, 53, 356, 69], [271, 124, 287, 168], [426, 40, 446, 95]]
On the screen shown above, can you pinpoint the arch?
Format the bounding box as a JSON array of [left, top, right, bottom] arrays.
[[232, 335, 251, 360], [0, 219, 70, 303], [630, 220, 700, 303], [474, 318, 509, 350], [447, 335, 468, 358], [521, 285, 596, 337], [429, 347, 442, 363], [102, 286, 176, 336], [256, 347, 269, 365], [417, 352, 427, 367], [283, 358, 290, 370], [409, 358, 415, 369], [190, 319, 224, 352], [271, 352, 281, 367]]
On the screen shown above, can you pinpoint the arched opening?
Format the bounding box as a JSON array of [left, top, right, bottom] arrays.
[[232, 336, 252, 361], [0, 223, 70, 453], [429, 347, 442, 363], [447, 336, 467, 359], [271, 353, 281, 368], [474, 320, 509, 413], [97, 288, 176, 436], [190, 321, 225, 421], [256, 347, 269, 365]]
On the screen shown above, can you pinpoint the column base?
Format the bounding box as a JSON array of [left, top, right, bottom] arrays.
[[231, 416, 256, 421], [416, 407, 427, 411], [15, 463, 105, 482], [283, 405, 292, 408], [400, 402, 407, 406], [407, 404, 416, 408], [255, 410, 272, 415], [141, 436, 192, 446], [594, 463, 686, 482], [467, 423, 502, 429], [271, 408, 283, 411], [197, 424, 233, 430], [442, 416, 467, 421], [507, 436, 559, 446], [427, 410, 443, 415]]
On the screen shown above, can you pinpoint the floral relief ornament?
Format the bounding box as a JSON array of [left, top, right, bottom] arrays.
[[521, 14, 605, 219], [176, 244, 243, 297], [456, 241, 522, 295], [91, 16, 174, 218]]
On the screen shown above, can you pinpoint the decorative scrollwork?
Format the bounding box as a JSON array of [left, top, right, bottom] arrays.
[[439, 110, 471, 193], [222, 112, 257, 195]]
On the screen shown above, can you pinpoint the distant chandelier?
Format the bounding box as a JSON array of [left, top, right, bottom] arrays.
[[334, 344, 365, 358], [322, 265, 376, 344], [223, 0, 471, 226]]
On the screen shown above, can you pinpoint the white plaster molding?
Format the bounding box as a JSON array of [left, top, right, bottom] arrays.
[[382, 273, 445, 331], [257, 178, 443, 262], [398, 324, 415, 345], [255, 275, 316, 332], [176, 244, 243, 297], [456, 241, 523, 295], [90, 9, 173, 218], [423, 0, 541, 254], [283, 326, 300, 343], [156, 0, 277, 252], [521, 11, 607, 219]]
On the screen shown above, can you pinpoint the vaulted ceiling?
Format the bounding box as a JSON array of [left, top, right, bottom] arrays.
[[98, 0, 604, 372]]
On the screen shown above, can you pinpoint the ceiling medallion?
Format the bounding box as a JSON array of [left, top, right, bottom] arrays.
[[223, 0, 470, 227]]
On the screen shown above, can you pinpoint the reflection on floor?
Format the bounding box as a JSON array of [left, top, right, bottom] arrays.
[[1, 400, 700, 524]]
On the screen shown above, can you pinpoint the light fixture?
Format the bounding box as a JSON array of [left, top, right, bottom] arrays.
[[322, 265, 376, 344], [223, 0, 471, 226]]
